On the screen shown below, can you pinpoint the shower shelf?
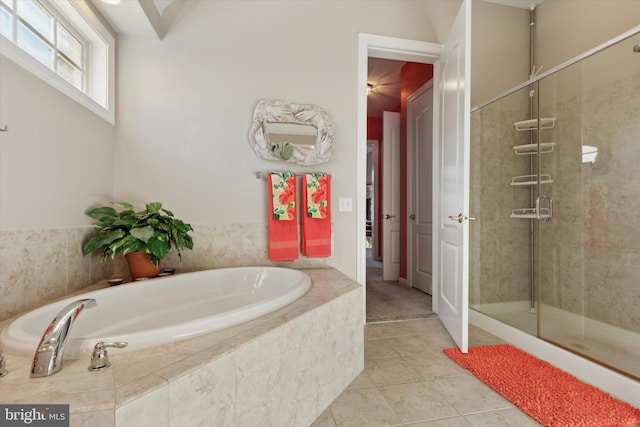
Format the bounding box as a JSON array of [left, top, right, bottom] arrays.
[[513, 142, 556, 155], [510, 174, 553, 186], [511, 208, 550, 219], [514, 118, 556, 131]]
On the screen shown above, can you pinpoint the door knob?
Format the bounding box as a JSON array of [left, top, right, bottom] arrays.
[[448, 213, 477, 223], [409, 214, 416, 220], [384, 214, 395, 219], [448, 213, 464, 223]]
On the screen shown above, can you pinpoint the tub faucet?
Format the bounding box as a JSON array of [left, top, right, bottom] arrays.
[[30, 298, 97, 378], [0, 349, 8, 377]]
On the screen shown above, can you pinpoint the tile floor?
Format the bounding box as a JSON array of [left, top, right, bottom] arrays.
[[310, 319, 541, 426], [312, 256, 540, 426]]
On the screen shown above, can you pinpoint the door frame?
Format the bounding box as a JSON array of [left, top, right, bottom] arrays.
[[356, 33, 443, 303]]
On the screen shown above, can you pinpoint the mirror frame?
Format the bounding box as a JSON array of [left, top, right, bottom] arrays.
[[248, 99, 334, 165]]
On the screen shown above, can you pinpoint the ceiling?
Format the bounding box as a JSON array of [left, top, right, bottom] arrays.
[[90, 0, 179, 39], [367, 58, 405, 118]]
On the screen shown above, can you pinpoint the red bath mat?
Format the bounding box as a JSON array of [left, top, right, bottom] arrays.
[[443, 344, 640, 427]]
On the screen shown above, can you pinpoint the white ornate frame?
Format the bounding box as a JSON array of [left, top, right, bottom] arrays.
[[248, 99, 334, 165]]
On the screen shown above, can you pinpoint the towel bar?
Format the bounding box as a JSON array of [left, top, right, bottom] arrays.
[[254, 172, 328, 180]]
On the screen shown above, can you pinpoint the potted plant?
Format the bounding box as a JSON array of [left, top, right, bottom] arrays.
[[82, 202, 194, 279]]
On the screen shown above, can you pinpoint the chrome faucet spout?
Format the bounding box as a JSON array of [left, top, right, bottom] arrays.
[[30, 298, 97, 378]]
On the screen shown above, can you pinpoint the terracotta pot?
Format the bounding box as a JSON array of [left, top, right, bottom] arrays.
[[125, 252, 161, 280]]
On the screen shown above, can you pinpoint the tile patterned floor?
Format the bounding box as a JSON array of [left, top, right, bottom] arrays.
[[311, 319, 542, 426], [313, 256, 540, 426]]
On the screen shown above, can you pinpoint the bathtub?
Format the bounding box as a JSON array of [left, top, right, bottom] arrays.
[[0, 266, 311, 359]]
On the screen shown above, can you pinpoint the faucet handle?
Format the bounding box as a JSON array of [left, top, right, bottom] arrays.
[[88, 341, 128, 372]]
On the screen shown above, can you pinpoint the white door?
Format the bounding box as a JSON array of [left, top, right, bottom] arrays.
[[433, 0, 471, 353], [408, 81, 434, 295], [382, 111, 401, 281]]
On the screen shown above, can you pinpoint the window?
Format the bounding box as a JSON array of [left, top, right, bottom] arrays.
[[1, 0, 85, 89], [0, 0, 115, 123]]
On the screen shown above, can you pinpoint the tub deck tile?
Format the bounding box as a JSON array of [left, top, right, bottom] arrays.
[[0, 267, 364, 426]]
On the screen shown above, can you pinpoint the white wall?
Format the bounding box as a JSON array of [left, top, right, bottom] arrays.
[[0, 57, 115, 229], [470, 0, 640, 108], [114, 0, 460, 279], [536, 0, 640, 71], [471, 1, 530, 107]]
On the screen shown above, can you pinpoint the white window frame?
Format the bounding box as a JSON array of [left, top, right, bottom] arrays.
[[0, 0, 115, 124]]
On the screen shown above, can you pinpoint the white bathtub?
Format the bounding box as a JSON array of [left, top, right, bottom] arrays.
[[0, 267, 311, 359]]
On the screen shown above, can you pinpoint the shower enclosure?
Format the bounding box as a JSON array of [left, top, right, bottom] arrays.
[[470, 28, 640, 379]]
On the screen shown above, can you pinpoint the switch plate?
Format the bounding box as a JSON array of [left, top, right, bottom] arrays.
[[338, 197, 352, 212]]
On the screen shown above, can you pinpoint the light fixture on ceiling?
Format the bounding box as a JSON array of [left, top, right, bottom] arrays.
[[367, 83, 375, 96], [100, 0, 122, 5]]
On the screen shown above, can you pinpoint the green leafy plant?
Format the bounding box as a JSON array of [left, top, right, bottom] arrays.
[[82, 202, 194, 266]]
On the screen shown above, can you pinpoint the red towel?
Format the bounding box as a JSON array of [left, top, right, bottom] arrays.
[[301, 173, 331, 257], [268, 172, 299, 261]]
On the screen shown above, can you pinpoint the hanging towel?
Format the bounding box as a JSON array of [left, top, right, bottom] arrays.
[[301, 173, 332, 257], [268, 172, 299, 261]]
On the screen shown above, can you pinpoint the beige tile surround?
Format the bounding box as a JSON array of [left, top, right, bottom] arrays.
[[0, 268, 363, 426], [0, 223, 329, 323], [0, 227, 111, 322]]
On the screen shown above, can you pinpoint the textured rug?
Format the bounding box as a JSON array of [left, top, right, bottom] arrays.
[[443, 344, 640, 427]]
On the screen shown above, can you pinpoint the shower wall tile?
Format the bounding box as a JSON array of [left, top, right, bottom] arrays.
[[0, 223, 329, 322], [583, 246, 640, 332], [470, 95, 533, 306], [537, 58, 640, 333], [472, 56, 640, 338]]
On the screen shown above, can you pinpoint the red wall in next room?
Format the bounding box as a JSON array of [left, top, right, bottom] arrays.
[[400, 62, 433, 280], [367, 117, 383, 142]]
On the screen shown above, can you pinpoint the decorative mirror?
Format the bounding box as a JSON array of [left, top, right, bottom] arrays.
[[248, 99, 334, 165]]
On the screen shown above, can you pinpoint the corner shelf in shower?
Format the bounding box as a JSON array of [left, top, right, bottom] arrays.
[[514, 118, 556, 131], [510, 174, 553, 186], [510, 208, 550, 219], [513, 142, 556, 155]]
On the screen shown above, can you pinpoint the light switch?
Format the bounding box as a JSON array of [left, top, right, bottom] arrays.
[[338, 197, 352, 212]]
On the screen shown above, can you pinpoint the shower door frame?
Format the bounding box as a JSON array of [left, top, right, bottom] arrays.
[[471, 24, 640, 382]]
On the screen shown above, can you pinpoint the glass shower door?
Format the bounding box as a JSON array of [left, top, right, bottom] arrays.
[[536, 34, 640, 379], [469, 83, 538, 336]]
